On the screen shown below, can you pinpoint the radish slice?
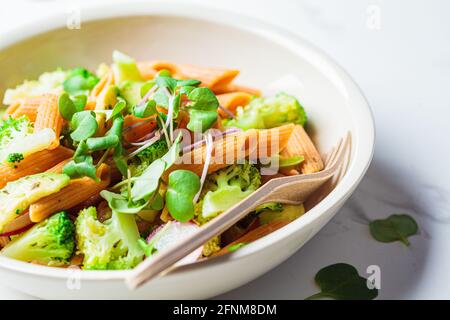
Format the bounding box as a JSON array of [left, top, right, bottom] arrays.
[[193, 133, 213, 203], [0, 213, 33, 237], [147, 221, 203, 265], [0, 224, 33, 237]]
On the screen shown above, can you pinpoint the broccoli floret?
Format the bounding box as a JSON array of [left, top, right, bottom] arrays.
[[0, 116, 33, 150], [63, 67, 100, 96], [129, 139, 168, 176], [75, 206, 144, 270], [3, 69, 67, 105], [255, 202, 283, 213], [0, 212, 75, 265], [6, 152, 24, 164], [224, 92, 307, 130], [197, 163, 261, 220]]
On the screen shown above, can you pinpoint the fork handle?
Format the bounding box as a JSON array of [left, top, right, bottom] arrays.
[[126, 188, 270, 289]]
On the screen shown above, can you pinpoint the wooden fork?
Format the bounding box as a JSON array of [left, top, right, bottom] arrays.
[[126, 132, 352, 289]]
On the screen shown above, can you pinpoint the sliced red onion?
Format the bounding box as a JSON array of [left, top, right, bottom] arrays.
[[0, 224, 33, 237], [123, 119, 155, 134], [129, 129, 157, 146], [127, 131, 162, 158], [218, 105, 236, 119], [193, 132, 214, 203], [147, 221, 203, 266]]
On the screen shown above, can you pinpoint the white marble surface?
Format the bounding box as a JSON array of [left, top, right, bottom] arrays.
[[0, 0, 449, 299]]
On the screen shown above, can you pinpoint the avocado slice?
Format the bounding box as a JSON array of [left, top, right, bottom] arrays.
[[0, 173, 70, 231]]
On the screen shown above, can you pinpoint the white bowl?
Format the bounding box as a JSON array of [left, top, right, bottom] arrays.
[[0, 2, 375, 299]]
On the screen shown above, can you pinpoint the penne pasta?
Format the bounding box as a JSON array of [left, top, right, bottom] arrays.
[[280, 125, 323, 174], [255, 123, 295, 161], [45, 158, 73, 174], [0, 147, 73, 189], [138, 60, 180, 79], [89, 69, 114, 101], [214, 83, 262, 97], [166, 125, 293, 178], [123, 114, 158, 142], [2, 100, 21, 120], [8, 96, 49, 121], [137, 61, 158, 80], [29, 164, 111, 222], [217, 92, 253, 117], [177, 64, 239, 91], [0, 50, 323, 272], [34, 94, 63, 149]]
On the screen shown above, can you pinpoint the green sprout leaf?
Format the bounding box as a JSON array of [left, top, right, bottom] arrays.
[[228, 242, 247, 252], [133, 100, 157, 118], [100, 190, 148, 214], [186, 109, 218, 133], [156, 76, 177, 94], [166, 170, 201, 222], [107, 99, 127, 121], [153, 88, 169, 108], [70, 111, 98, 141], [86, 135, 119, 152], [62, 155, 98, 181], [186, 87, 219, 132], [279, 155, 305, 167], [188, 87, 219, 110], [130, 159, 166, 201], [73, 140, 89, 158], [177, 79, 201, 87], [58, 92, 86, 121], [369, 214, 418, 246], [306, 263, 378, 300], [140, 80, 156, 98], [63, 67, 99, 96]]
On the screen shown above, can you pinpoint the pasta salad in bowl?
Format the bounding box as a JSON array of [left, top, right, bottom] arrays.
[[0, 3, 374, 299], [0, 50, 316, 270]]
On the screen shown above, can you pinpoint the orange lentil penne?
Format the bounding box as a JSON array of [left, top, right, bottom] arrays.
[[254, 123, 295, 161], [34, 94, 63, 149], [164, 125, 294, 178], [2, 100, 21, 120], [10, 96, 50, 122], [89, 69, 114, 101], [123, 114, 158, 142], [0, 147, 73, 189], [137, 61, 158, 80], [140, 60, 180, 77], [45, 158, 73, 174], [177, 64, 239, 92], [29, 164, 111, 223], [280, 125, 324, 174], [217, 92, 253, 117], [214, 83, 262, 97]]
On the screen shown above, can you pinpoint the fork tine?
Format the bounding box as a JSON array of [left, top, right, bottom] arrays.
[[323, 146, 336, 168], [325, 137, 343, 169], [327, 132, 351, 172]]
